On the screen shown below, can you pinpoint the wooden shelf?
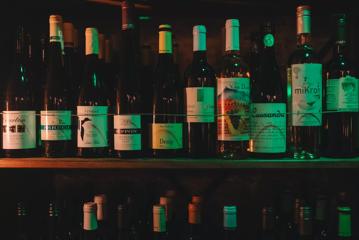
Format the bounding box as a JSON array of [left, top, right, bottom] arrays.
[[0, 158, 359, 169]]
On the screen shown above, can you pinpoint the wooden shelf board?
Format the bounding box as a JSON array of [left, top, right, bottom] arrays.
[[0, 158, 358, 169]]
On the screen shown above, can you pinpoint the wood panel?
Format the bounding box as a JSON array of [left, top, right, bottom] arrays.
[[0, 157, 359, 169]]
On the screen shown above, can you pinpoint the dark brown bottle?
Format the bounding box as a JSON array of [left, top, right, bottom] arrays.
[[151, 25, 183, 157], [41, 15, 72, 157], [77, 28, 110, 157], [323, 14, 359, 157], [249, 22, 286, 158], [114, 0, 142, 158], [2, 26, 37, 157]]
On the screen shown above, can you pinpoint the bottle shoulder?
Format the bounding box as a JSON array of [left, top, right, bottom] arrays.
[[185, 61, 216, 87], [218, 53, 250, 78], [288, 46, 320, 65]]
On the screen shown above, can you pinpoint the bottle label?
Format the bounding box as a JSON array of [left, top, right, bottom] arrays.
[[249, 103, 286, 153], [40, 111, 72, 141], [291, 63, 322, 126], [77, 106, 108, 148], [326, 76, 359, 112], [217, 77, 250, 141], [186, 87, 215, 123], [114, 115, 142, 151], [2, 111, 36, 149], [151, 123, 183, 149]]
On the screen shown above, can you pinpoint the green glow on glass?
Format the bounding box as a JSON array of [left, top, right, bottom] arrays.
[[305, 53, 310, 57], [139, 16, 151, 20], [93, 73, 97, 87], [338, 207, 352, 237]]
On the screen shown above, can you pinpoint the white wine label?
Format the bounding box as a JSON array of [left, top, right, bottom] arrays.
[[291, 63, 322, 126], [151, 123, 182, 149], [186, 87, 215, 123], [2, 111, 36, 149], [326, 76, 359, 112], [77, 106, 108, 148], [249, 103, 286, 153], [114, 115, 141, 151], [40, 110, 72, 141], [217, 77, 250, 141]]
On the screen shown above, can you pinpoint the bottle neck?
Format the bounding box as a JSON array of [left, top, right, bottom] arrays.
[[297, 33, 312, 48], [193, 51, 207, 63], [83, 210, 98, 231], [334, 42, 347, 57], [48, 42, 64, 66]]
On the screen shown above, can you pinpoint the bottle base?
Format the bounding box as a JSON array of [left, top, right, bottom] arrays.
[[292, 150, 320, 160]]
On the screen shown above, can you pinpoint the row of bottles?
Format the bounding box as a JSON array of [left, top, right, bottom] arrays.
[[13, 191, 354, 240], [1, 3, 358, 159]]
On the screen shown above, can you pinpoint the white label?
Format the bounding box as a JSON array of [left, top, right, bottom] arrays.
[[326, 76, 359, 112], [77, 106, 108, 148], [291, 64, 322, 126], [2, 111, 36, 149], [186, 87, 215, 123], [41, 110, 72, 141], [151, 123, 182, 149], [217, 77, 250, 141], [249, 103, 286, 153], [114, 115, 141, 151]]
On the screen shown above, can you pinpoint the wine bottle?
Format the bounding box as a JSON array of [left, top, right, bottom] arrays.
[[217, 19, 250, 159], [153, 205, 168, 240], [323, 14, 359, 157], [114, 0, 142, 158], [261, 207, 277, 240], [299, 206, 313, 240], [47, 201, 62, 240], [77, 28, 110, 157], [152, 24, 183, 157], [249, 22, 286, 158], [16, 202, 31, 240], [314, 195, 329, 240], [288, 5, 322, 159], [41, 15, 72, 157], [94, 194, 110, 240], [337, 206, 352, 240], [2, 26, 37, 157], [83, 202, 100, 240], [187, 203, 202, 240], [184, 25, 216, 158], [223, 206, 238, 240]]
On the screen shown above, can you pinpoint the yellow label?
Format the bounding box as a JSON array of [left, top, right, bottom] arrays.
[[151, 123, 182, 149]]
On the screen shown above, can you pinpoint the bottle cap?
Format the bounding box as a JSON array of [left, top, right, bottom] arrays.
[[49, 15, 63, 44], [63, 22, 74, 47], [225, 19, 240, 51], [153, 205, 166, 233], [85, 27, 99, 55], [296, 5, 311, 34], [224, 206, 237, 229], [94, 194, 107, 221], [83, 202, 97, 213], [193, 25, 206, 51], [83, 202, 98, 231]]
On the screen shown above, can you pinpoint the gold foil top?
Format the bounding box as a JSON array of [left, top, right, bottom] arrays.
[[296, 5, 311, 34]]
